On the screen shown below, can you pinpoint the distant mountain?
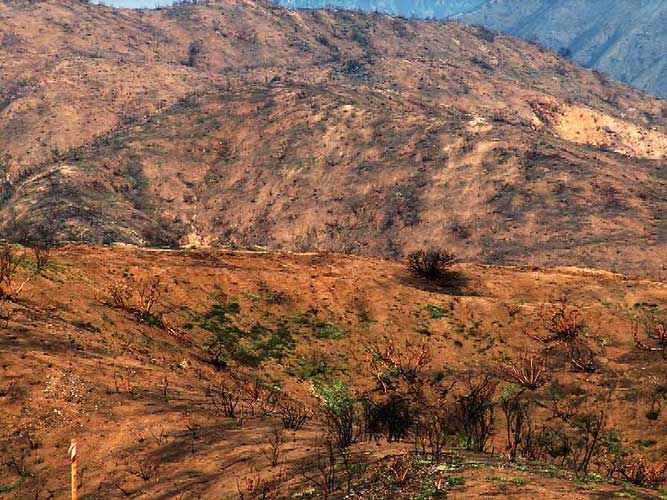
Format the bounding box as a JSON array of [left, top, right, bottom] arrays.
[[458, 0, 667, 99], [276, 0, 667, 99], [275, 0, 486, 18]]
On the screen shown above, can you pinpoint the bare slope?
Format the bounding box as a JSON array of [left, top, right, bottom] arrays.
[[2, 247, 667, 498]]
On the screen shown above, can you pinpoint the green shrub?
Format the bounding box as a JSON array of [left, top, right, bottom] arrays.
[[426, 304, 447, 319], [313, 323, 346, 340]]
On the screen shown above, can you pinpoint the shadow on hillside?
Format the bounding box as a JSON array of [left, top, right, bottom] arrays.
[[398, 270, 477, 297], [145, 423, 227, 464]]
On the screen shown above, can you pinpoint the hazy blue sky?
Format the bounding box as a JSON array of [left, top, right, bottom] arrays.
[[93, 0, 176, 8]]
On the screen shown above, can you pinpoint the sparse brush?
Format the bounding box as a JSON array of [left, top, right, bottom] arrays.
[[280, 400, 311, 431], [499, 354, 546, 390], [620, 457, 667, 488], [208, 381, 242, 418], [633, 310, 667, 358], [529, 297, 583, 345]]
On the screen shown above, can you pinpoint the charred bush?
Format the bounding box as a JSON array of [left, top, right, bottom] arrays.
[[360, 395, 413, 443], [454, 376, 497, 452], [280, 400, 311, 431], [407, 249, 456, 283], [105, 274, 167, 328]]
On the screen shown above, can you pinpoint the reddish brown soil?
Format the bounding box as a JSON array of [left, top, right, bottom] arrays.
[[2, 246, 667, 498]]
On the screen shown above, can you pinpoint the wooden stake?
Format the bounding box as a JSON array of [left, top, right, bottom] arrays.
[[69, 439, 78, 500]]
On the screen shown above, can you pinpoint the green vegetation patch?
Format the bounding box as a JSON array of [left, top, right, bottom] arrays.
[[198, 300, 295, 368], [292, 354, 334, 380], [0, 476, 27, 494], [486, 476, 528, 485], [446, 475, 466, 486], [313, 322, 347, 340], [426, 304, 447, 319]]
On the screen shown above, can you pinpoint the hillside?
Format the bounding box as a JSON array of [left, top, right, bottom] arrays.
[[276, 0, 667, 99], [1, 0, 667, 277], [3, 247, 667, 498]]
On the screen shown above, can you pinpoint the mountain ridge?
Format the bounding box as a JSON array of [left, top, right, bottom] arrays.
[[276, 0, 667, 99]]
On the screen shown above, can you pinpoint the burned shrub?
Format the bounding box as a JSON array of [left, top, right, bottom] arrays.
[[528, 298, 598, 373], [412, 405, 453, 461], [407, 249, 456, 282], [0, 244, 19, 301], [183, 40, 203, 67], [633, 307, 667, 358], [342, 59, 365, 77], [475, 26, 497, 43], [620, 456, 667, 488], [280, 400, 311, 431], [498, 384, 540, 462], [105, 273, 167, 328], [531, 297, 583, 345], [365, 337, 432, 394], [244, 378, 281, 417], [207, 380, 242, 418], [262, 428, 284, 468], [454, 376, 497, 452], [568, 342, 596, 373], [548, 396, 609, 475], [646, 386, 667, 420], [499, 354, 546, 391], [360, 395, 413, 443], [0, 243, 42, 327]]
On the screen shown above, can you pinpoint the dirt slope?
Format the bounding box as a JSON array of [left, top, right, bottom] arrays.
[[2, 247, 667, 498]]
